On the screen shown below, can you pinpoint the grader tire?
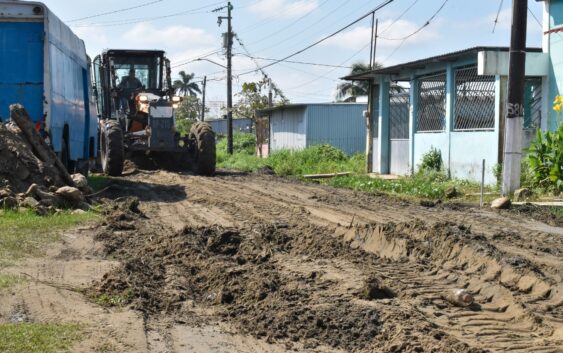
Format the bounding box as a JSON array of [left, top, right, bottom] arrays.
[[101, 121, 124, 176], [190, 122, 216, 176]]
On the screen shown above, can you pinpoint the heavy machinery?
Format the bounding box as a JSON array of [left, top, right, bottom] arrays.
[[91, 49, 215, 176]]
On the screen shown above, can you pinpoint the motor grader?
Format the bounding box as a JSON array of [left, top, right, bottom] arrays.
[[92, 49, 215, 176]]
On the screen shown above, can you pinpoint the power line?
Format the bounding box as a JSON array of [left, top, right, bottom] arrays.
[[379, 0, 420, 35], [70, 2, 224, 27], [66, 0, 164, 23], [381, 0, 449, 63], [378, 0, 448, 41], [171, 50, 224, 69], [236, 53, 352, 69], [492, 0, 504, 33], [238, 0, 395, 77]]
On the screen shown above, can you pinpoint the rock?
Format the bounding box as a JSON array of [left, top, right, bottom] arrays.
[[491, 197, 511, 209], [71, 173, 88, 189], [78, 202, 91, 211], [21, 196, 40, 208], [14, 163, 30, 180], [2, 196, 18, 210], [514, 188, 533, 201], [71, 209, 87, 215], [55, 186, 84, 203]]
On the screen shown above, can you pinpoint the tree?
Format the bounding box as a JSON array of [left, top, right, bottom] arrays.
[[173, 71, 201, 97], [233, 77, 288, 120], [335, 62, 382, 101], [175, 95, 204, 135]]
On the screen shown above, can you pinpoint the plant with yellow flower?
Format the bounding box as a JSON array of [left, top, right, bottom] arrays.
[[554, 95, 563, 114]]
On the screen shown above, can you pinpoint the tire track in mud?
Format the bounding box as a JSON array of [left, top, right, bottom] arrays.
[[99, 171, 562, 352]]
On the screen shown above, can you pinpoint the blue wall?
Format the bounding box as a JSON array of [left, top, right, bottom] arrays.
[[208, 118, 252, 135], [548, 0, 563, 129], [306, 104, 366, 155]]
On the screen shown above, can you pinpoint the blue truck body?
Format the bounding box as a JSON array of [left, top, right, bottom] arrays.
[[0, 1, 97, 162]]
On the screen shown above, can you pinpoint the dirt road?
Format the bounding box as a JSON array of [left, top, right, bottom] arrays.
[[3, 170, 562, 352]]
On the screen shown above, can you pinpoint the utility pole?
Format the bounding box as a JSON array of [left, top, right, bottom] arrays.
[[502, 0, 527, 195], [216, 2, 233, 154], [366, 15, 378, 173], [201, 76, 207, 121]]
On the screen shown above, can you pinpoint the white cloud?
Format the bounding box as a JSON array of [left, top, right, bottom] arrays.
[[320, 19, 439, 50], [249, 0, 318, 19], [122, 23, 216, 50]]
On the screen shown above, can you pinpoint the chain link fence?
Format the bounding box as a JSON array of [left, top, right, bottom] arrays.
[[454, 66, 495, 130], [416, 73, 446, 132], [390, 88, 410, 139]]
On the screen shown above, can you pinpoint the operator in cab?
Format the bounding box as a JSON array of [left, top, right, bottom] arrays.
[[117, 68, 143, 114]]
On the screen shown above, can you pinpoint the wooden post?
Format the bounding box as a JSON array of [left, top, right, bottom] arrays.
[[10, 104, 75, 187]]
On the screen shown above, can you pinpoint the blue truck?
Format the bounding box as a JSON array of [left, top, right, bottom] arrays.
[[0, 1, 97, 172]]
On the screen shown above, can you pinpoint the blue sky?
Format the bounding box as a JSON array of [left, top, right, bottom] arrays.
[[41, 0, 545, 108]]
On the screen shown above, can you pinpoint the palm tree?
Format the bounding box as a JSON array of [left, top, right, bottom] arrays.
[[335, 62, 382, 101], [173, 71, 201, 96]]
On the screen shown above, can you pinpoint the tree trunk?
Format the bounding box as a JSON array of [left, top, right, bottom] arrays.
[[10, 104, 75, 187]]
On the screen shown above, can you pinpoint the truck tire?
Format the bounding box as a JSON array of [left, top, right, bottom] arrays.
[[190, 122, 216, 176], [101, 121, 124, 176]]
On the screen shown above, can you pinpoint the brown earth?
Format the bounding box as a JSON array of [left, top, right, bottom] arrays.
[[2, 169, 562, 352]]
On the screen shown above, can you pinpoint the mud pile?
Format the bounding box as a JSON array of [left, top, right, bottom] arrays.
[[91, 204, 489, 352], [0, 122, 92, 214]]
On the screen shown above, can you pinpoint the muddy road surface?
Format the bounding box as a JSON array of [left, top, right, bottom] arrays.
[[78, 169, 560, 353]]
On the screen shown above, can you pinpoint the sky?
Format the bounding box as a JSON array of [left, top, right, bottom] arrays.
[[39, 0, 545, 115]]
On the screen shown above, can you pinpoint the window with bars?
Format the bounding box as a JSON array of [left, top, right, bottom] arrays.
[[454, 66, 495, 130], [417, 73, 446, 132], [524, 79, 542, 129], [390, 89, 410, 139]]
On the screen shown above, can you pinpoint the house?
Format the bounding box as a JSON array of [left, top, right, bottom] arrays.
[[257, 103, 367, 155], [343, 1, 562, 185], [207, 117, 253, 135]]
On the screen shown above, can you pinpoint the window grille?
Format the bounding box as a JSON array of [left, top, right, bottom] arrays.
[[454, 66, 495, 130], [524, 79, 542, 129], [417, 73, 446, 132], [390, 89, 410, 139]]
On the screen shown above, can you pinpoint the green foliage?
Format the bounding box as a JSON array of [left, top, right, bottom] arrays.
[[0, 274, 22, 290], [525, 125, 563, 193], [234, 79, 288, 120], [328, 174, 484, 200], [419, 147, 443, 172], [95, 291, 131, 307], [0, 323, 81, 353], [0, 210, 96, 265], [493, 163, 503, 190], [268, 145, 363, 176], [175, 96, 202, 136], [173, 71, 201, 97]]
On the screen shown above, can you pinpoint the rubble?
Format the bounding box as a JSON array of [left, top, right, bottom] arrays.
[[0, 105, 93, 215]]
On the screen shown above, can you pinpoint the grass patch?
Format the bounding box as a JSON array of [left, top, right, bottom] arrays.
[[95, 291, 131, 308], [0, 210, 96, 266], [0, 274, 23, 290], [87, 175, 112, 192], [327, 172, 491, 200], [0, 323, 80, 353]]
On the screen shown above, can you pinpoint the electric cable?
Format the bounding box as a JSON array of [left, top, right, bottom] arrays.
[[66, 0, 164, 23], [237, 0, 394, 77]]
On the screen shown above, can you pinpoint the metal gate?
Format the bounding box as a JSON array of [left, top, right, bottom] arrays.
[[389, 87, 410, 175]]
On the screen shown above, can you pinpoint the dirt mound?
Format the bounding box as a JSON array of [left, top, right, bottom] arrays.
[[91, 202, 494, 352], [0, 123, 66, 193]]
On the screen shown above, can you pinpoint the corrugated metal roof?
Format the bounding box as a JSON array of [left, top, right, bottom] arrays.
[[256, 102, 366, 116], [342, 46, 542, 81]]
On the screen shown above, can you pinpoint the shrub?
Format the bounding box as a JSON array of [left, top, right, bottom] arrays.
[[525, 124, 563, 193], [420, 147, 442, 172]]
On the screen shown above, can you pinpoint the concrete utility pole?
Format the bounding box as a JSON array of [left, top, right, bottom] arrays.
[[226, 2, 233, 154], [216, 2, 233, 154], [201, 76, 207, 121], [502, 0, 527, 195], [366, 16, 378, 173]]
